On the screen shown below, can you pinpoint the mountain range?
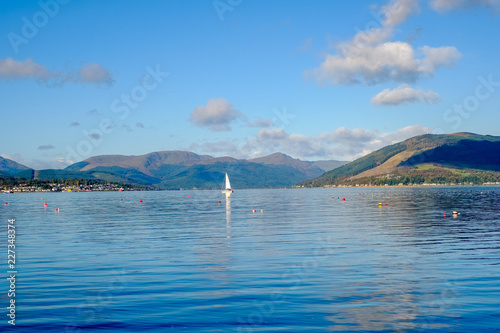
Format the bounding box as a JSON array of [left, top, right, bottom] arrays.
[[0, 152, 347, 189], [3, 132, 500, 189]]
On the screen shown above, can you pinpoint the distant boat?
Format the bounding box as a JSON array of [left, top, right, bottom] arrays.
[[222, 173, 234, 199]]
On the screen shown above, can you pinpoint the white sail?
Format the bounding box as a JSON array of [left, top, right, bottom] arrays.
[[222, 173, 233, 198]]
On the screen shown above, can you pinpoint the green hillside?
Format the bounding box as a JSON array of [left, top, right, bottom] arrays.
[[0, 156, 31, 176], [302, 133, 500, 187]]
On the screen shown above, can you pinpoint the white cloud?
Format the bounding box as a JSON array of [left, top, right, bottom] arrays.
[[0, 58, 113, 85], [306, 0, 461, 86], [78, 63, 114, 85], [240, 125, 431, 161], [382, 0, 421, 27], [246, 117, 274, 128], [430, 0, 500, 12], [372, 84, 442, 105], [419, 46, 462, 74], [189, 98, 245, 131], [0, 58, 49, 81]]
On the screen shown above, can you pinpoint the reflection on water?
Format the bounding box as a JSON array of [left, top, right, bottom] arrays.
[[226, 199, 231, 239], [1, 187, 499, 332]]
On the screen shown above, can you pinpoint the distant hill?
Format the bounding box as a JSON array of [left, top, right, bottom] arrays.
[[0, 156, 31, 177], [58, 151, 325, 189], [302, 132, 500, 186]]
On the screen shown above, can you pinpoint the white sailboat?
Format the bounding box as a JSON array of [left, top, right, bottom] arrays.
[[222, 173, 234, 199]]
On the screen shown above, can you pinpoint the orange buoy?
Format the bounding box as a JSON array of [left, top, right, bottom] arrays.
[[44, 202, 48, 206], [139, 200, 143, 203], [120, 198, 123, 201], [385, 203, 388, 206], [252, 209, 256, 212], [4, 202, 7, 205], [218, 200, 221, 203], [443, 212, 446, 216], [342, 198, 345, 201]]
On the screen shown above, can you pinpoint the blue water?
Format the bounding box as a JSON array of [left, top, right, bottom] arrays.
[[1, 187, 500, 332]]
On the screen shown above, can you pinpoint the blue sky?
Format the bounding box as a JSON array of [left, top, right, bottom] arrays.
[[1, 0, 500, 169]]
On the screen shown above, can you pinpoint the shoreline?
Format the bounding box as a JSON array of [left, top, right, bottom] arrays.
[[3, 183, 500, 194]]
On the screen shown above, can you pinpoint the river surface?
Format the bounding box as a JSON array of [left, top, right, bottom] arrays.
[[1, 187, 499, 332]]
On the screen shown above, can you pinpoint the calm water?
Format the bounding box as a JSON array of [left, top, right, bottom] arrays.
[[1, 187, 500, 332]]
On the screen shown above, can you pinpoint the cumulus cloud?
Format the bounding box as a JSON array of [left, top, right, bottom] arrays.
[[77, 62, 113, 85], [189, 98, 245, 131], [0, 58, 113, 86], [246, 117, 274, 128], [0, 58, 49, 81], [240, 125, 431, 161], [37, 144, 55, 150], [306, 0, 461, 86], [136, 122, 145, 129], [371, 84, 442, 105], [69, 121, 80, 127], [430, 0, 500, 12]]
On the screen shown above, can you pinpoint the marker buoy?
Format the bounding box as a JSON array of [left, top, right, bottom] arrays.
[[342, 198, 345, 201], [120, 198, 123, 201], [44, 202, 48, 206], [385, 203, 388, 206], [378, 202, 382, 206], [54, 208, 60, 212], [443, 212, 446, 216], [252, 209, 256, 212], [261, 210, 263, 212], [139, 200, 143, 203], [187, 196, 190, 198], [218, 200, 221, 203], [4, 202, 7, 205], [452, 211, 458, 215]]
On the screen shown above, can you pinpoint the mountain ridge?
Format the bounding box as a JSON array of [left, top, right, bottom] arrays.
[[0, 151, 346, 189], [302, 132, 500, 187]]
